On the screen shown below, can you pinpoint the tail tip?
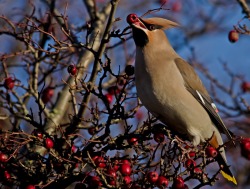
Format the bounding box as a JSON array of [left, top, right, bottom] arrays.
[[221, 170, 237, 185]]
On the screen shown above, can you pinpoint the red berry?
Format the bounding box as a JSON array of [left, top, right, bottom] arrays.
[[74, 163, 80, 169], [71, 145, 77, 153], [37, 133, 43, 139], [45, 138, 54, 149], [153, 132, 165, 143], [92, 155, 99, 162], [108, 179, 116, 186], [156, 175, 168, 188], [125, 65, 134, 76], [172, 1, 182, 12], [120, 163, 132, 176], [205, 146, 218, 158], [93, 156, 106, 168], [88, 127, 97, 135], [123, 175, 132, 185], [193, 168, 203, 174], [98, 161, 106, 169], [159, 0, 169, 5], [105, 93, 113, 104], [4, 77, 15, 90], [147, 171, 159, 184], [113, 160, 120, 171], [89, 176, 102, 187], [26, 185, 36, 189], [4, 171, 11, 180], [107, 86, 120, 95], [127, 137, 138, 145], [32, 129, 43, 139], [184, 145, 196, 157], [0, 153, 8, 162], [107, 169, 117, 179], [228, 30, 239, 43], [135, 110, 144, 120], [41, 87, 54, 103], [172, 176, 185, 189], [127, 14, 139, 24], [189, 151, 196, 157], [113, 166, 120, 172], [67, 64, 77, 75], [185, 159, 196, 170], [241, 81, 250, 93], [241, 138, 250, 160], [241, 138, 250, 151], [120, 159, 131, 165], [241, 141, 250, 151]]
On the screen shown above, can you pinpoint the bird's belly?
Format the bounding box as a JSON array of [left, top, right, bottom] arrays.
[[136, 73, 212, 137], [136, 80, 186, 133]]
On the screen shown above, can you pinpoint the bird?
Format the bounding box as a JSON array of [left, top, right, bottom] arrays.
[[126, 13, 237, 185]]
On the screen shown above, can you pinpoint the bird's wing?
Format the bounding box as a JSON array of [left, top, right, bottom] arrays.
[[174, 58, 234, 140]]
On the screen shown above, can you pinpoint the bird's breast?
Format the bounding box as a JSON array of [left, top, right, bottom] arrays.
[[135, 48, 185, 113], [135, 48, 212, 136]]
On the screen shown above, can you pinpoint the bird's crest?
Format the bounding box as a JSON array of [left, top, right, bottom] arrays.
[[141, 17, 179, 30]]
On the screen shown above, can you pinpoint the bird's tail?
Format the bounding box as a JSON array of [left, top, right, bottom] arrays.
[[216, 152, 237, 185]]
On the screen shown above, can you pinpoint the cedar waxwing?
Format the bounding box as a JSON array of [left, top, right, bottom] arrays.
[[127, 13, 237, 185]]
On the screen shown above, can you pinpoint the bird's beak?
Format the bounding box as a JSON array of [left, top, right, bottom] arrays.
[[127, 14, 179, 31], [132, 20, 147, 30], [127, 14, 147, 30]]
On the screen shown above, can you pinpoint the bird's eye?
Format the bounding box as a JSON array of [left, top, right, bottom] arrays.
[[149, 25, 156, 31]]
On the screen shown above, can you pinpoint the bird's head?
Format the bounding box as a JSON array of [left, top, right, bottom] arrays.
[[127, 13, 179, 48]]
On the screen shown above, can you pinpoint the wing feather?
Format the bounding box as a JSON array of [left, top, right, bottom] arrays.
[[174, 58, 233, 140]]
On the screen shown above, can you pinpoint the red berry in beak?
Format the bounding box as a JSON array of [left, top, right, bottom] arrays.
[[127, 14, 138, 24]]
